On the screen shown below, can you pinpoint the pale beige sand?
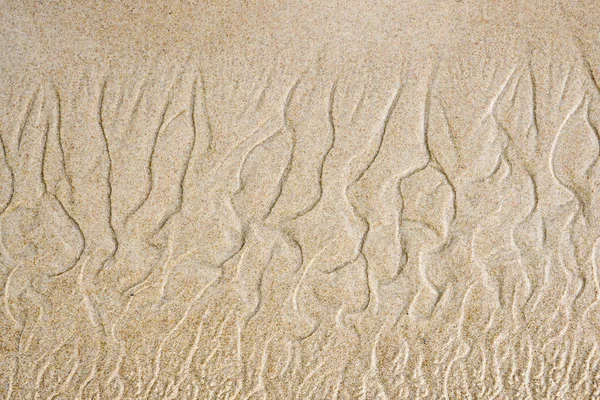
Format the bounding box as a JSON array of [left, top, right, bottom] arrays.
[[1, 1, 600, 398]]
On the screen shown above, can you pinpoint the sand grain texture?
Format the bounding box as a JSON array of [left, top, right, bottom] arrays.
[[1, 0, 600, 398]]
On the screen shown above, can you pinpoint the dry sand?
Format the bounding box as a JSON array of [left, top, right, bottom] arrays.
[[1, 0, 600, 398]]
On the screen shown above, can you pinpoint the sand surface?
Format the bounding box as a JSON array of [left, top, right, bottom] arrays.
[[1, 0, 600, 398]]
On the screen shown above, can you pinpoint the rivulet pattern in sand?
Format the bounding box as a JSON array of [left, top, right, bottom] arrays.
[[1, 1, 600, 398]]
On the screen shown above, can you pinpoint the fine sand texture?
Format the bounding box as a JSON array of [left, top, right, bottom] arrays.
[[1, 1, 600, 398]]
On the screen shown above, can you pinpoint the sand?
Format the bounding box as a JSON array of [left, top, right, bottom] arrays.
[[1, 0, 600, 398]]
